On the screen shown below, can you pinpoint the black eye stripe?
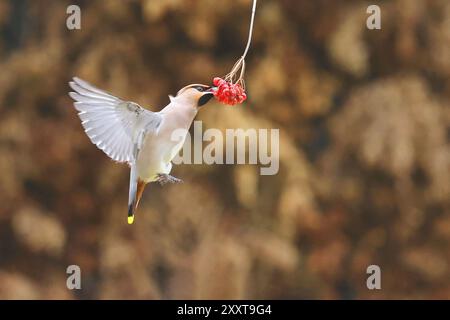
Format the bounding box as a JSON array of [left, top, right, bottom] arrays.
[[194, 86, 207, 92]]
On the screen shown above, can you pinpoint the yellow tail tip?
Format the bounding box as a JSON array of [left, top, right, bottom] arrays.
[[128, 215, 134, 224]]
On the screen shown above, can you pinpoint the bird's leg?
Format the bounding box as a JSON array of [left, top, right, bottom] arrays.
[[156, 173, 183, 186]]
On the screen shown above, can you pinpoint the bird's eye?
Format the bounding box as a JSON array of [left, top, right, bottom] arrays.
[[195, 86, 205, 92]]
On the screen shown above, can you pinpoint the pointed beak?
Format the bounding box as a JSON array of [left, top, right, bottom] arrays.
[[206, 86, 217, 94]]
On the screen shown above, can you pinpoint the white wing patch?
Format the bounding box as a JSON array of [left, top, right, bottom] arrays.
[[69, 77, 161, 164]]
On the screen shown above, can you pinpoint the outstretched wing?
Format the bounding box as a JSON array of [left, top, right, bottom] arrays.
[[69, 77, 162, 164]]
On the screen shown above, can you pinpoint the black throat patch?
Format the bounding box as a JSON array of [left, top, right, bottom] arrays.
[[198, 93, 214, 107]]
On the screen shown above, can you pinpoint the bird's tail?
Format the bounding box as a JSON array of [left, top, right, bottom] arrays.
[[128, 164, 146, 224]]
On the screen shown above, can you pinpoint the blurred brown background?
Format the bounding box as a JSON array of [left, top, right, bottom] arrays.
[[0, 0, 449, 299]]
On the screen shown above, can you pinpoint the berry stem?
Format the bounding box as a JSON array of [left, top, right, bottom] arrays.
[[223, 0, 257, 87], [242, 0, 257, 61]]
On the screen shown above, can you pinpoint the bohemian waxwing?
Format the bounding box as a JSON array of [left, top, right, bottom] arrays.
[[69, 77, 216, 224]]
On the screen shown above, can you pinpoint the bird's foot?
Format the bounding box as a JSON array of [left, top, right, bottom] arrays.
[[156, 173, 183, 186]]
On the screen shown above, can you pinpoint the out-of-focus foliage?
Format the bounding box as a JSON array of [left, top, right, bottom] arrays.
[[0, 0, 449, 299]]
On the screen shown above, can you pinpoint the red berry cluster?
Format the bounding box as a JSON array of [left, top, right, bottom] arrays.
[[212, 77, 247, 106]]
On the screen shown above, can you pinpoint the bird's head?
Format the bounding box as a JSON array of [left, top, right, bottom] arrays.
[[175, 84, 216, 108]]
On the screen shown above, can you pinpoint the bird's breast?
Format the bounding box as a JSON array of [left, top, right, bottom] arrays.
[[136, 103, 197, 181], [136, 123, 189, 181]]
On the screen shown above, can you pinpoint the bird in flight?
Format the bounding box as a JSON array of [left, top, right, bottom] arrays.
[[69, 77, 216, 224]]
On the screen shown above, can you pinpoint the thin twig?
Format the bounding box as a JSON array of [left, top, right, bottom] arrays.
[[241, 0, 257, 60], [224, 0, 257, 86]]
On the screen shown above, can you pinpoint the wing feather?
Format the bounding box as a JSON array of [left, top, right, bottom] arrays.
[[69, 77, 162, 163]]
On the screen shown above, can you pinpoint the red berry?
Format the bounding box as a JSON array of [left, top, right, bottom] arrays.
[[212, 77, 247, 106]]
